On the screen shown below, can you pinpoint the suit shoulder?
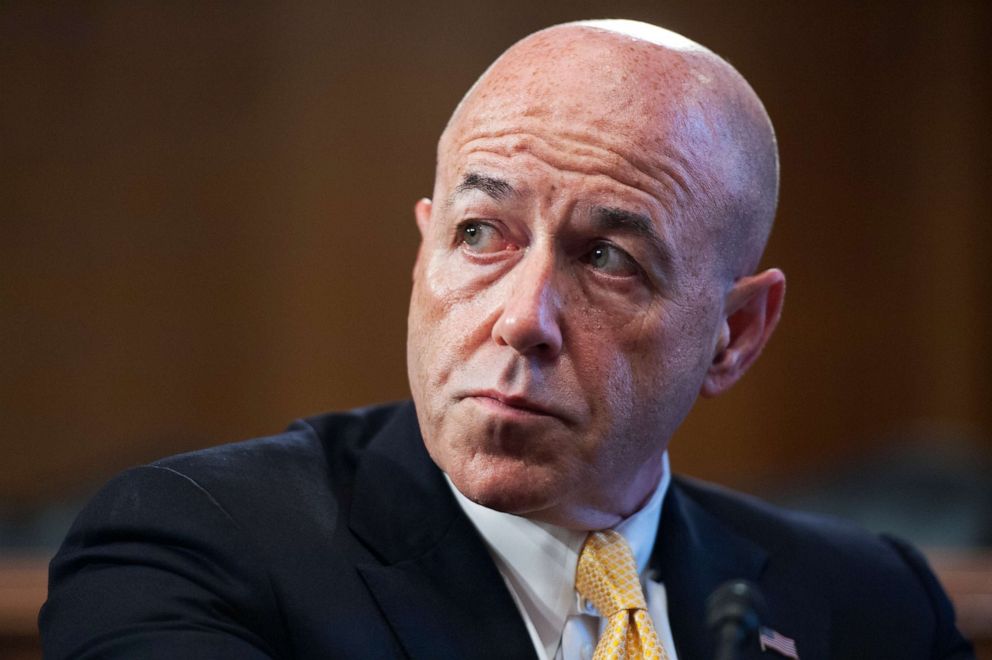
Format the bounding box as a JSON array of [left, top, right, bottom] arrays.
[[671, 475, 973, 657], [670, 474, 940, 604], [672, 474, 896, 561], [152, 400, 411, 489], [109, 400, 417, 543]]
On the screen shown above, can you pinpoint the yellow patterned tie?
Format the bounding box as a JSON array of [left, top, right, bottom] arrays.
[[575, 530, 668, 660]]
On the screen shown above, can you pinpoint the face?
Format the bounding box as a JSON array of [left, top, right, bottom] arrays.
[[407, 32, 735, 530]]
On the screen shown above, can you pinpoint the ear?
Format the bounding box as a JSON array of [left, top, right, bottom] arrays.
[[412, 198, 432, 280], [701, 268, 785, 398], [414, 197, 432, 237]]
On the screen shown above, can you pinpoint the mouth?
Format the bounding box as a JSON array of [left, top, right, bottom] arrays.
[[461, 390, 563, 420]]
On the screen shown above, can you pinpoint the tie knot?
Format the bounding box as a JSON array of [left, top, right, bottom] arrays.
[[575, 530, 647, 617]]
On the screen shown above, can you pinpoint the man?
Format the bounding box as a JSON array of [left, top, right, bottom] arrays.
[[41, 19, 973, 660]]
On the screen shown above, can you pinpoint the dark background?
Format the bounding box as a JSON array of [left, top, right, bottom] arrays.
[[3, 1, 990, 541], [2, 2, 992, 657]]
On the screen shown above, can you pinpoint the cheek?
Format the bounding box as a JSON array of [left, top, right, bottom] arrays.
[[565, 311, 641, 423], [583, 302, 712, 423], [632, 306, 719, 417], [408, 258, 503, 388]]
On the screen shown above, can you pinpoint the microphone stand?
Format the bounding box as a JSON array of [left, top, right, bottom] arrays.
[[706, 579, 765, 660]]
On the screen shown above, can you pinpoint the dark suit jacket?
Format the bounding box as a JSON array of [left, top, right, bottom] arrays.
[[40, 401, 973, 659]]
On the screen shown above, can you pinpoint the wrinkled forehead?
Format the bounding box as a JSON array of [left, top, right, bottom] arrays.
[[438, 26, 730, 195]]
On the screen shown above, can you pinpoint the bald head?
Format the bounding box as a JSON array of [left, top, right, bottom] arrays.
[[439, 19, 778, 278]]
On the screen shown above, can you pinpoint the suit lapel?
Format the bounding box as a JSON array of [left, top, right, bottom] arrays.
[[654, 479, 829, 660], [653, 479, 766, 660], [348, 403, 537, 660]]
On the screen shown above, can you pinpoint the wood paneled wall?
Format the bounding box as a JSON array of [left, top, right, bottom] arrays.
[[2, 1, 990, 509]]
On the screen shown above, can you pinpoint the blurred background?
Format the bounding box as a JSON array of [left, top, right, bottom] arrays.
[[2, 1, 990, 657]]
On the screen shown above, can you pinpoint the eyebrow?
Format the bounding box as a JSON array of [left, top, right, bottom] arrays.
[[592, 206, 675, 275], [451, 172, 515, 202]]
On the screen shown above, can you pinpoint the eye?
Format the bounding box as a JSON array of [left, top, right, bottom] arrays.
[[457, 221, 506, 254], [582, 243, 641, 277]]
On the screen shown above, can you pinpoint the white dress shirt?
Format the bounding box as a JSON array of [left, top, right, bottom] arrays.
[[448, 453, 678, 660]]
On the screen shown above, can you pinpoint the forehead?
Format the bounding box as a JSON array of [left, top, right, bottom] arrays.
[[438, 32, 717, 214], [440, 114, 712, 239], [442, 129, 681, 226]]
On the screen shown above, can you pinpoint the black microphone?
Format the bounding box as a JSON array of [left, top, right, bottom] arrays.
[[706, 579, 765, 660]]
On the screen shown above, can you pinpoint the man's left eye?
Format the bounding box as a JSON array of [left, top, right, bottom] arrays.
[[582, 243, 640, 277]]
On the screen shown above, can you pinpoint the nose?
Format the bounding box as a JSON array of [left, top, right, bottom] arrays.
[[492, 250, 563, 358]]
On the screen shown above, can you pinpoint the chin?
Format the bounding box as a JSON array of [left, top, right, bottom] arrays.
[[445, 452, 567, 516]]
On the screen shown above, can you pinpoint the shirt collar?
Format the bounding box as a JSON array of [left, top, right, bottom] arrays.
[[615, 453, 671, 576], [448, 452, 671, 658]]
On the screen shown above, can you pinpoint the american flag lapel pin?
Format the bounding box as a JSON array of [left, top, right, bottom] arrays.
[[759, 626, 799, 659]]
